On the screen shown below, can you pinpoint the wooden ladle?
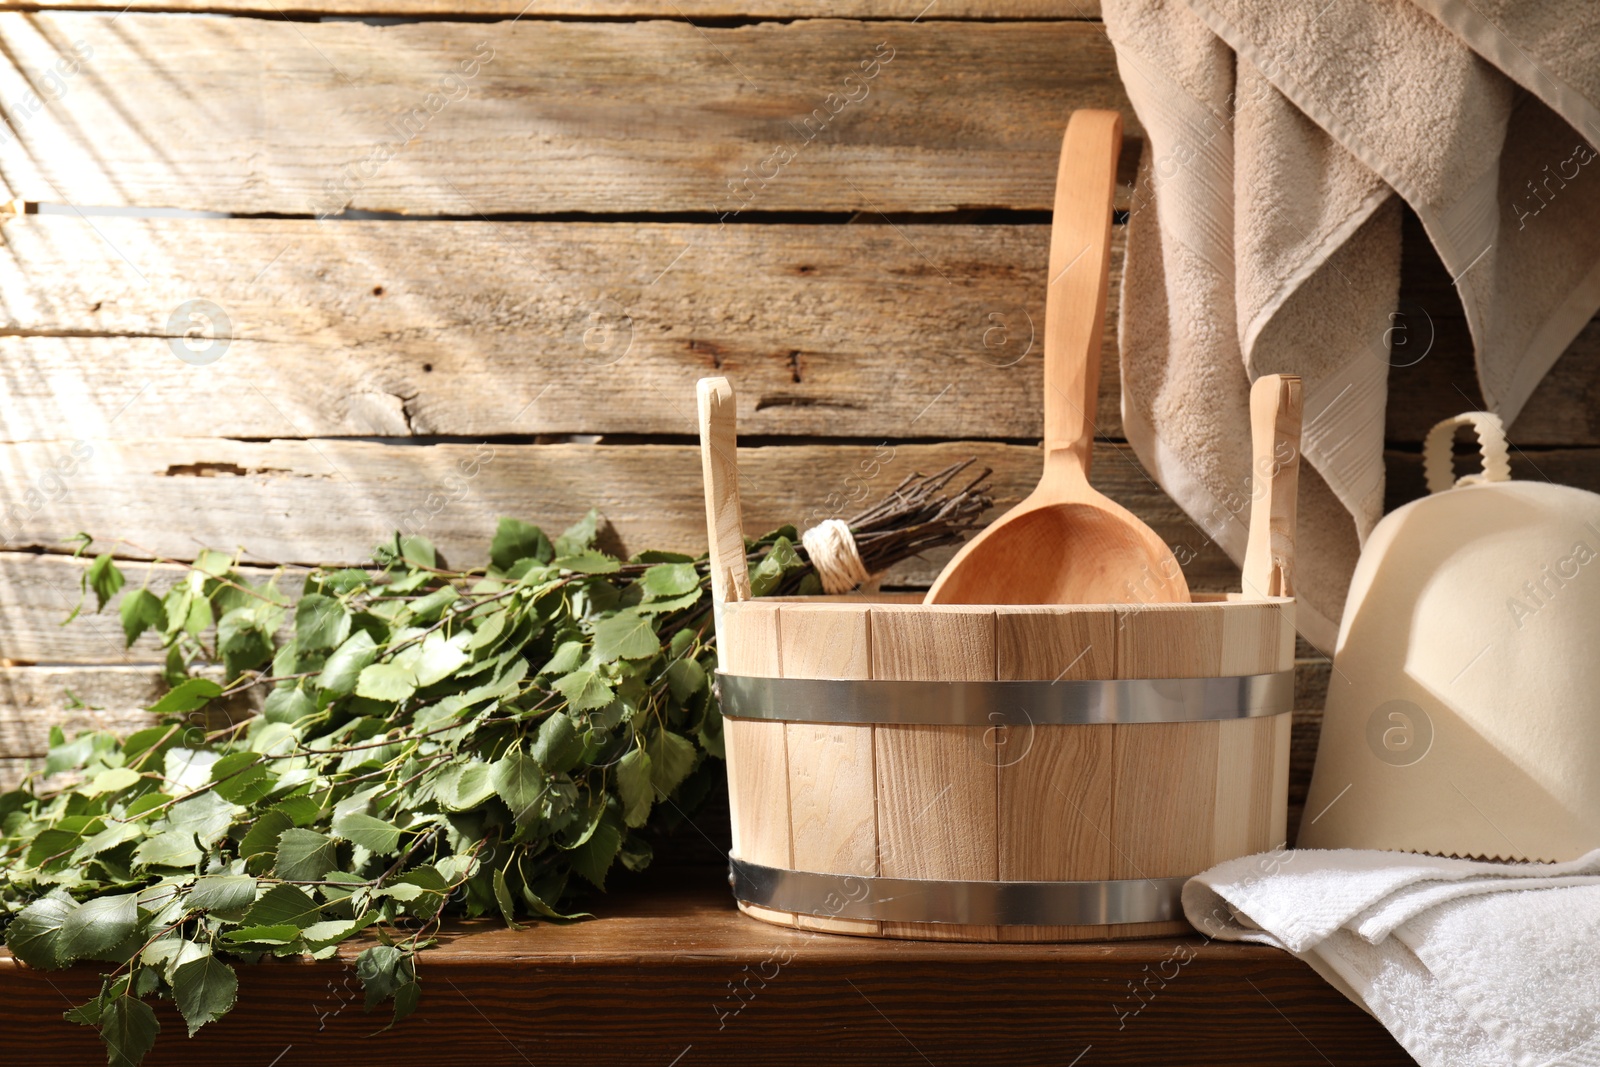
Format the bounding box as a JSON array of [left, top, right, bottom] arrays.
[[926, 110, 1189, 606]]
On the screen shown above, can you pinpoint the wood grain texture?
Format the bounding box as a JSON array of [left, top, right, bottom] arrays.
[[1241, 375, 1301, 600], [870, 605, 997, 941], [1111, 605, 1224, 937], [994, 607, 1116, 940], [0, 554, 303, 665], [0, 666, 181, 754], [0, 880, 1414, 1067], [922, 109, 1186, 608], [0, 1, 1101, 14], [1214, 602, 1295, 862], [0, 217, 1119, 443], [698, 376, 751, 608], [0, 0, 1100, 10], [717, 602, 792, 928], [0, 666, 257, 789], [3, 213, 1594, 445], [0, 15, 1134, 215], [778, 603, 878, 936], [0, 439, 1238, 589]]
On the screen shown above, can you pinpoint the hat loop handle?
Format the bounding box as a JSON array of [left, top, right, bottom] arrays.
[[1423, 412, 1512, 494]]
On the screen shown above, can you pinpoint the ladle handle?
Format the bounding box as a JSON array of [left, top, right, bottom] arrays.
[[1043, 109, 1123, 478], [1242, 374, 1303, 599]]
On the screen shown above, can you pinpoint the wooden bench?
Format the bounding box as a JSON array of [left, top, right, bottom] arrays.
[[1, 866, 1412, 1066]]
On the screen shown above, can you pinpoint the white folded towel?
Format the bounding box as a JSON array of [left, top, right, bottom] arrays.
[[1185, 848, 1600, 1067]]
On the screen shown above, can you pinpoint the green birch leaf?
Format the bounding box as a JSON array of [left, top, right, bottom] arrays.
[[262, 686, 316, 724], [169, 790, 239, 848], [97, 993, 159, 1067], [272, 795, 322, 827], [409, 584, 459, 623], [295, 594, 350, 652], [318, 630, 379, 695], [183, 594, 214, 638], [86, 553, 125, 611], [490, 517, 552, 570], [440, 761, 496, 811], [490, 749, 547, 826], [239, 810, 293, 869], [390, 867, 449, 922], [274, 829, 339, 881], [398, 535, 436, 569], [414, 633, 470, 687], [171, 951, 238, 1036], [355, 662, 417, 703], [210, 751, 271, 805], [82, 767, 142, 796], [194, 548, 233, 578], [217, 607, 273, 678], [187, 875, 259, 913], [355, 944, 415, 1011], [568, 811, 624, 890], [538, 640, 585, 678], [639, 562, 700, 599], [147, 677, 222, 714], [633, 589, 703, 616], [118, 588, 164, 646], [616, 748, 653, 828], [749, 536, 801, 596], [646, 730, 697, 798], [491, 869, 522, 930], [590, 609, 658, 662], [552, 670, 613, 712], [132, 830, 202, 870], [532, 713, 583, 774], [467, 609, 507, 651], [554, 509, 600, 557], [664, 657, 707, 704], [302, 911, 377, 947], [222, 925, 301, 946], [244, 884, 323, 928], [5, 894, 77, 969], [59, 893, 139, 962], [551, 550, 619, 575], [332, 812, 402, 855], [72, 821, 143, 863], [632, 549, 695, 564]]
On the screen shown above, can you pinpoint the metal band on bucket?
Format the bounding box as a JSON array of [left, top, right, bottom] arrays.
[[729, 858, 1187, 926], [716, 671, 1292, 726]]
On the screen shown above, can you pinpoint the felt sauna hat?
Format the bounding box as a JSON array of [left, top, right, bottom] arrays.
[[1299, 412, 1600, 862]]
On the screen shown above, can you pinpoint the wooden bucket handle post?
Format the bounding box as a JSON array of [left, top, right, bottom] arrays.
[[698, 378, 751, 631], [1242, 373, 1303, 599]]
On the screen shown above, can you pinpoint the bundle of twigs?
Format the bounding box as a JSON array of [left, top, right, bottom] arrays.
[[778, 458, 994, 591]]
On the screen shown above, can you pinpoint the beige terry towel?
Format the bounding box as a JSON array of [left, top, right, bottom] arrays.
[[1103, 0, 1600, 651]]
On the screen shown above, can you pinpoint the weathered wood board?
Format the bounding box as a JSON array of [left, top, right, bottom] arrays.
[[0, 439, 1243, 585], [2, 214, 1594, 445], [0, 217, 1111, 442], [0, 0, 1102, 12], [0, 15, 1135, 215], [0, 554, 297, 664]]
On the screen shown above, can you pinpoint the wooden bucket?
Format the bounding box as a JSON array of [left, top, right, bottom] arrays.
[[698, 376, 1302, 941]]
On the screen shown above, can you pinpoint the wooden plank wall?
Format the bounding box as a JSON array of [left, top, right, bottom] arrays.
[[0, 2, 1595, 843]]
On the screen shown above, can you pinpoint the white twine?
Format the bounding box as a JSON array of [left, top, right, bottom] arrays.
[[801, 518, 878, 595]]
